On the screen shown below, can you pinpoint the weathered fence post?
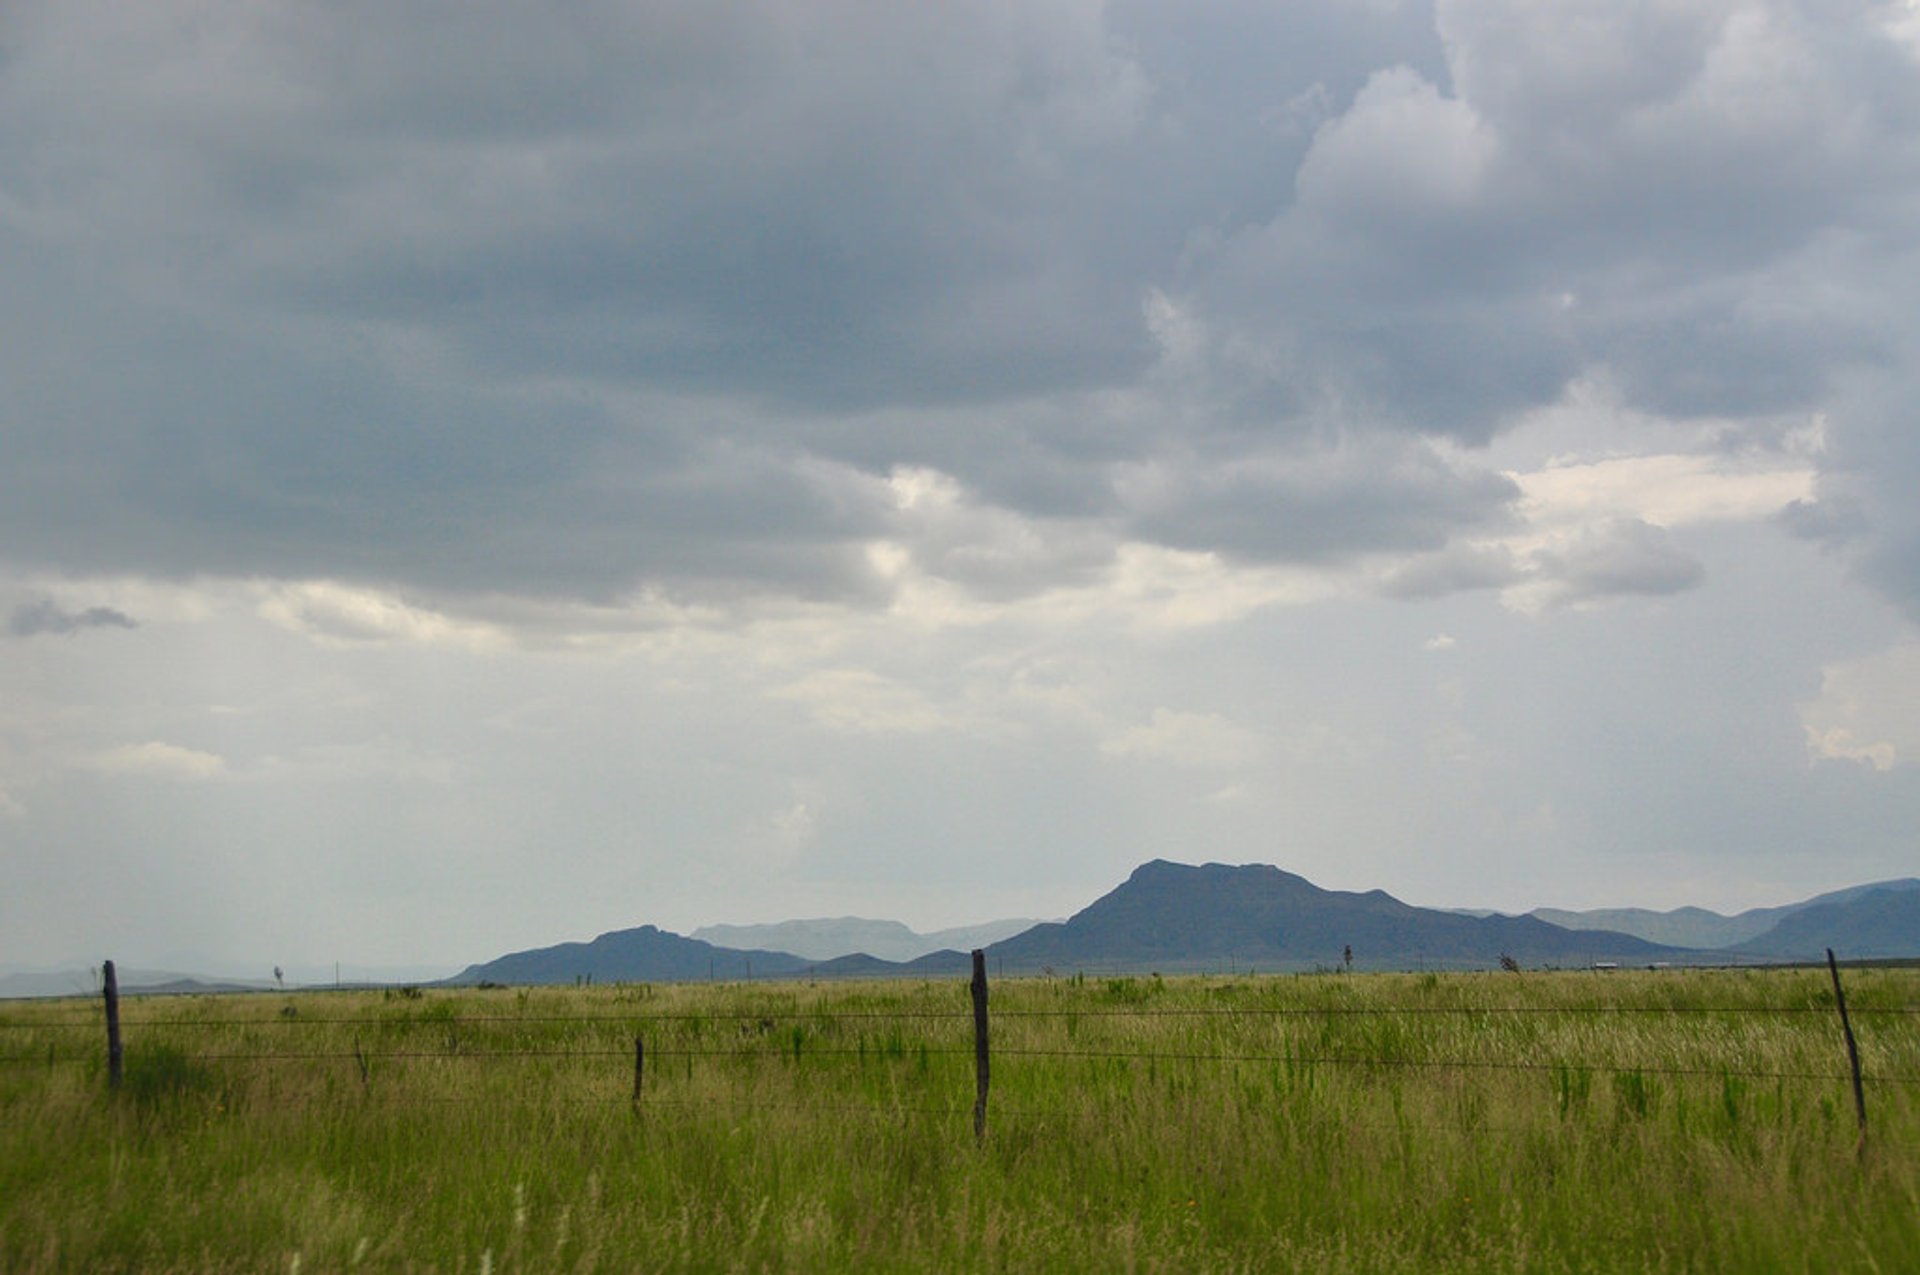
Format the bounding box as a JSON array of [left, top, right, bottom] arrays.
[[1826, 949, 1867, 1148], [633, 1035, 645, 1105], [971, 949, 989, 1143], [103, 959, 123, 1090]]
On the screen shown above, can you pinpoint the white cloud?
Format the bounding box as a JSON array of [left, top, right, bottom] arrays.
[[768, 801, 816, 851], [1806, 727, 1897, 772], [875, 535, 1345, 636], [1407, 380, 1826, 614], [1509, 453, 1814, 533], [1801, 641, 1920, 771], [739, 798, 819, 867], [1077, 544, 1345, 631], [259, 582, 506, 651], [85, 741, 228, 782]]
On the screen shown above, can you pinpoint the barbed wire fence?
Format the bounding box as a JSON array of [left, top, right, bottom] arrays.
[[4, 953, 1916, 1142]]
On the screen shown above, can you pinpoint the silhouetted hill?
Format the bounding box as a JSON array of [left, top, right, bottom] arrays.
[[447, 861, 1920, 987], [803, 949, 974, 978], [984, 860, 1682, 972], [1732, 888, 1920, 960], [1533, 878, 1920, 949], [446, 925, 979, 986], [447, 925, 817, 985]]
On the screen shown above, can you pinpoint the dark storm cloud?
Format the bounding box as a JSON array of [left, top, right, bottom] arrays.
[[13, 1, 1174, 409], [0, 247, 892, 602], [2, 1, 1917, 609], [7, 599, 138, 638]]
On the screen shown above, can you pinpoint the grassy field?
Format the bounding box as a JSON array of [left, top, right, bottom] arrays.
[[2, 966, 1916, 1272]]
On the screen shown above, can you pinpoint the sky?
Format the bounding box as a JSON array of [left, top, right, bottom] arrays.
[[5, 0, 1920, 977]]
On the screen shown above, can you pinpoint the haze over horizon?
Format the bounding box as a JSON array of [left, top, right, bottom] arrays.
[[7, 1, 1920, 973]]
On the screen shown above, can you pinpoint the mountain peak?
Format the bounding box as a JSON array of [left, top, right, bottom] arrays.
[[990, 858, 1671, 972], [1127, 859, 1310, 887]]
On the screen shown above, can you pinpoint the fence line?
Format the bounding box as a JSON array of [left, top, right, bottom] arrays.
[[9, 1003, 1918, 1031], [11, 954, 1916, 1145], [14, 1071, 1913, 1145], [8, 1043, 1920, 1088]]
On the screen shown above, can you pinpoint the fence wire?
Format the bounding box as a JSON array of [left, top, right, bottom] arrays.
[[8, 1038, 1919, 1087], [7, 1003, 1919, 1031], [8, 974, 1918, 1123]]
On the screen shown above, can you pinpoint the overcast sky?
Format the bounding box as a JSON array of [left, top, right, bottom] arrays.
[[6, 0, 1920, 975]]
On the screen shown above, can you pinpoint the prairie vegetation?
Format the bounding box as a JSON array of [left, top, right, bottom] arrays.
[[2, 967, 1916, 1271]]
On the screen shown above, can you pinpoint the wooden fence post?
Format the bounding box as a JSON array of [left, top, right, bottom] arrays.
[[103, 959, 123, 1090], [633, 1035, 645, 1105], [971, 949, 989, 1143], [1826, 949, 1867, 1148]]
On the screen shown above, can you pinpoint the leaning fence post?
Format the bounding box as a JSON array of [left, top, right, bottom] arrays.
[[1826, 949, 1867, 1148], [971, 949, 989, 1142], [103, 959, 123, 1090], [633, 1035, 645, 1105]]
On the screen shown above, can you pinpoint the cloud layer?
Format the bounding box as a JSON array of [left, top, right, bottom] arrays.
[[4, 1, 1919, 968], [5, 0, 1912, 617]]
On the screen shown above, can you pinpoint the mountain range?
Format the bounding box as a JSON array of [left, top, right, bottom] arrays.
[[1726, 887, 1920, 960], [13, 861, 1915, 998], [980, 860, 1679, 972], [1530, 878, 1920, 948], [0, 959, 462, 1000], [450, 860, 1920, 986]]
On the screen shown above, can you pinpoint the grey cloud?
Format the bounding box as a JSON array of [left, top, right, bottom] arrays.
[[1191, 1, 1920, 436], [883, 476, 1119, 600], [0, 3, 1183, 606], [1378, 544, 1523, 600], [8, 599, 137, 637], [1436, 0, 1920, 274], [1866, 539, 1920, 626], [1534, 520, 1706, 608], [1778, 496, 1872, 548], [2, 1, 1919, 613], [1818, 364, 1920, 622], [14, 0, 1920, 990], [6, 1, 1171, 412], [1123, 440, 1520, 565]]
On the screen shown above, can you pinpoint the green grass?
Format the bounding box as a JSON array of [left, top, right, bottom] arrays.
[[2, 967, 1915, 1271]]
